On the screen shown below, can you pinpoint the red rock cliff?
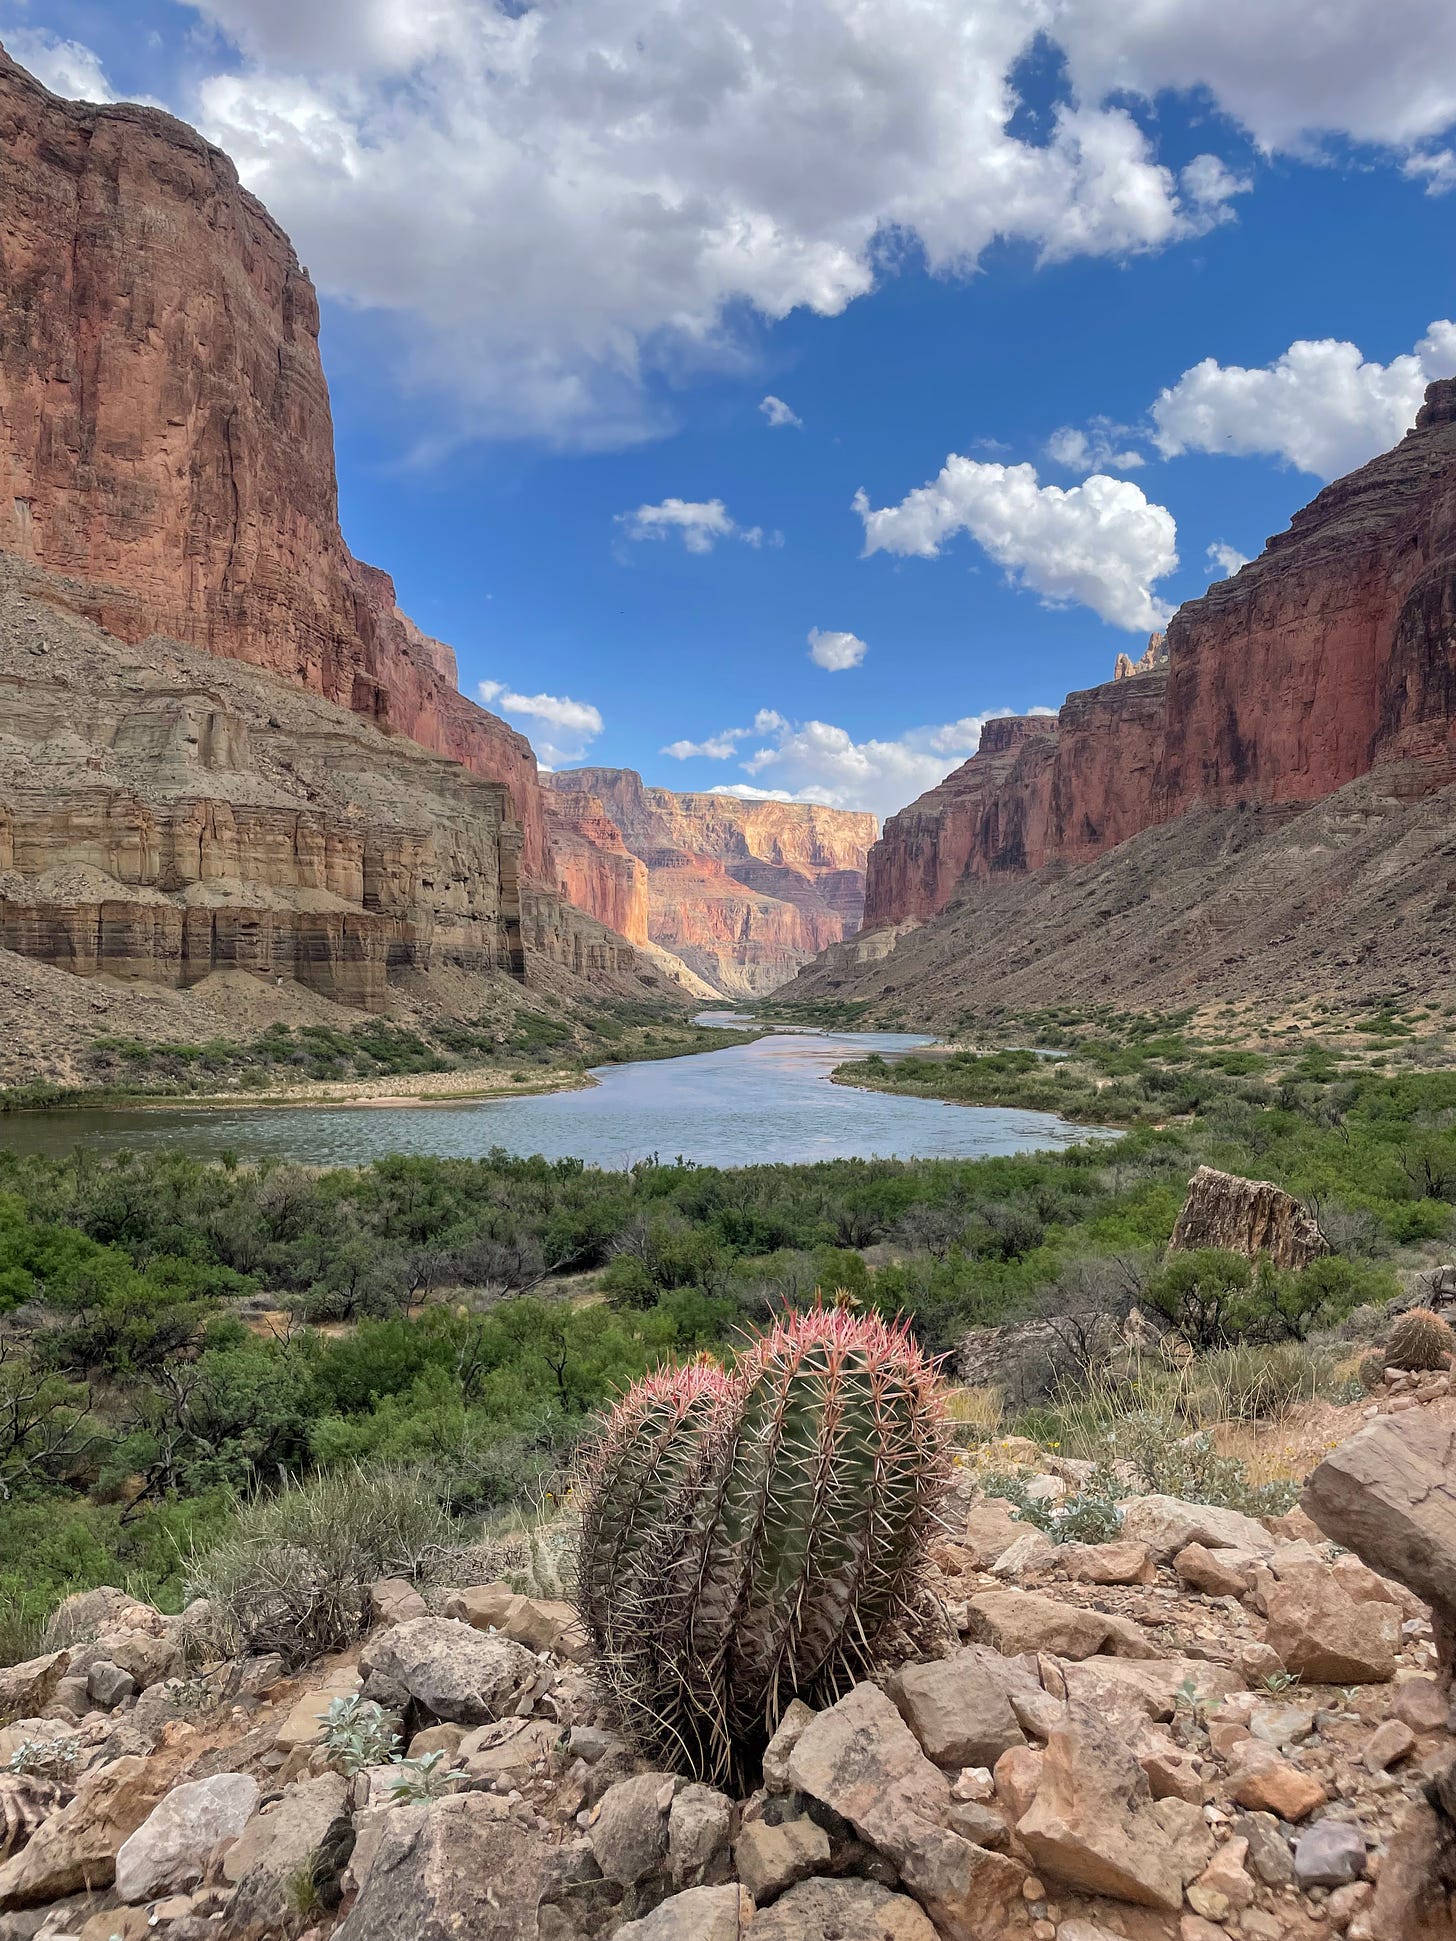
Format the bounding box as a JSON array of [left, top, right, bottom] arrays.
[[0, 46, 549, 877], [544, 769, 877, 995], [864, 383, 1456, 931]]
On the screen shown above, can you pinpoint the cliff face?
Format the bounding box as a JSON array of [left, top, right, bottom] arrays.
[[0, 566, 641, 1010], [544, 770, 877, 996], [0, 46, 548, 875], [545, 787, 651, 947], [863, 383, 1456, 934]]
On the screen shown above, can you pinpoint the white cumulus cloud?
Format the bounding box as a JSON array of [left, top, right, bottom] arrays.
[[617, 499, 764, 554], [688, 707, 1055, 819], [760, 395, 802, 429], [854, 460, 1178, 632], [477, 680, 604, 767], [1206, 541, 1249, 578], [5, 28, 118, 100], [1151, 319, 1456, 479], [1045, 419, 1146, 473], [807, 627, 867, 671], [661, 710, 788, 760]]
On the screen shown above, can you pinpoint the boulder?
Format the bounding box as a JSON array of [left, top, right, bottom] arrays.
[[1294, 1820, 1367, 1888], [886, 1652, 1026, 1769], [732, 1818, 830, 1903], [440, 1584, 588, 1658], [761, 1699, 816, 1792], [750, 1876, 938, 1940], [115, 1773, 260, 1904], [1169, 1166, 1328, 1269], [87, 1661, 137, 1710], [1227, 1745, 1327, 1821], [275, 1668, 360, 1748], [989, 1531, 1056, 1578], [1119, 1496, 1277, 1563], [1260, 1558, 1400, 1683], [0, 1755, 169, 1906], [1061, 1540, 1156, 1586], [370, 1578, 428, 1626], [221, 1772, 352, 1935], [667, 1783, 733, 1886], [993, 1745, 1044, 1821], [94, 1629, 181, 1690], [1015, 1709, 1199, 1911], [1304, 1412, 1456, 1673], [1361, 1794, 1456, 1941], [44, 1588, 165, 1648], [458, 1717, 557, 1782], [962, 1502, 1026, 1568], [1059, 1656, 1245, 1730], [1365, 1718, 1417, 1770], [589, 1772, 678, 1886], [0, 1651, 69, 1718], [964, 1589, 1153, 1661], [1391, 1678, 1450, 1733], [358, 1617, 537, 1726], [333, 1793, 547, 1941], [1175, 1543, 1255, 1599], [614, 1884, 744, 1940]]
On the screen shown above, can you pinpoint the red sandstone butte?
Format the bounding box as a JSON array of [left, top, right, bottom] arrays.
[[865, 381, 1456, 932], [0, 46, 549, 879]]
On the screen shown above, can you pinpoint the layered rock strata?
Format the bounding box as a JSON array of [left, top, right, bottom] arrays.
[[863, 385, 1456, 935], [0, 46, 549, 875], [544, 769, 876, 996], [0, 572, 637, 1010]]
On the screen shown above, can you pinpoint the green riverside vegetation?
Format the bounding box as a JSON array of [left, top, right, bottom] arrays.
[[0, 1007, 1449, 1659]]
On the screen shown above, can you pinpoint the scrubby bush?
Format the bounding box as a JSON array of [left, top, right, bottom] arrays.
[[187, 1467, 448, 1665]]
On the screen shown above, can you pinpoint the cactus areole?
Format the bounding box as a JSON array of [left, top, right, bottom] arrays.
[[575, 1304, 951, 1785]]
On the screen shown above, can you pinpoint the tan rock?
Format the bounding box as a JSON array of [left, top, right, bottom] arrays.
[[749, 1876, 937, 1940], [1119, 1495, 1278, 1564], [1227, 1746, 1327, 1821], [1015, 1710, 1195, 1911], [0, 1651, 69, 1718], [1061, 1540, 1156, 1586], [1390, 1677, 1450, 1733], [1261, 1558, 1400, 1683], [1169, 1165, 1328, 1269], [964, 1589, 1152, 1661], [0, 1754, 169, 1906], [732, 1818, 829, 1904], [370, 1577, 428, 1626], [963, 1502, 1027, 1569], [275, 1669, 360, 1749], [886, 1652, 1026, 1769], [1192, 1836, 1256, 1912], [1175, 1542, 1255, 1598], [993, 1745, 1044, 1822], [1364, 1717, 1416, 1770]]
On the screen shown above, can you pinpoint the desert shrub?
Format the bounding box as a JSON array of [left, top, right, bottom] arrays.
[[187, 1466, 448, 1665], [318, 1694, 400, 1774], [1185, 1341, 1338, 1422], [1385, 1306, 1455, 1370]]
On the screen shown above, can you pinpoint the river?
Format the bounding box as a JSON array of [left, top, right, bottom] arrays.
[[0, 1018, 1111, 1170]]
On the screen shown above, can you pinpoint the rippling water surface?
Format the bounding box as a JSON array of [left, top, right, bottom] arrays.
[[0, 1019, 1113, 1170]]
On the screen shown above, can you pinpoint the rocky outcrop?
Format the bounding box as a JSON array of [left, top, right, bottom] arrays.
[[859, 385, 1456, 939], [544, 769, 876, 996], [1169, 1167, 1329, 1271], [0, 46, 552, 880]]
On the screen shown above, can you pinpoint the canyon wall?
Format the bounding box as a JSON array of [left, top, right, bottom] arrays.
[[0, 567, 642, 1010], [0, 46, 550, 876], [863, 381, 1456, 934], [544, 770, 876, 995]]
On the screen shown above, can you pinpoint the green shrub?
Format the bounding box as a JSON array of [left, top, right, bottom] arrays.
[[187, 1467, 448, 1665]]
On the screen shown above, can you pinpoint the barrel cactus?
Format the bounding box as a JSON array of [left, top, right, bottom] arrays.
[[576, 1303, 950, 1784], [1385, 1306, 1455, 1372]]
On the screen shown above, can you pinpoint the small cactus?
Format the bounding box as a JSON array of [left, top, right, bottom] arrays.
[[577, 1303, 949, 1785], [1385, 1306, 1455, 1372]]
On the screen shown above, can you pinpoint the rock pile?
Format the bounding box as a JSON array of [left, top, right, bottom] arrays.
[[0, 1415, 1453, 1941]]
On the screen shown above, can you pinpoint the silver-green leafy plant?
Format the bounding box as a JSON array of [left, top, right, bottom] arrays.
[[386, 1749, 467, 1802], [6, 1736, 82, 1782], [318, 1694, 400, 1775]]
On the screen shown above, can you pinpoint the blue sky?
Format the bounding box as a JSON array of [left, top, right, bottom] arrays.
[[6, 0, 1456, 819]]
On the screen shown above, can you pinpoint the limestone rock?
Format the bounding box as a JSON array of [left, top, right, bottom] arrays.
[[0, 1755, 168, 1906], [1062, 1540, 1156, 1586], [1261, 1558, 1400, 1683], [115, 1774, 260, 1904], [667, 1784, 733, 1886], [0, 1652, 69, 1718], [1175, 1542, 1255, 1598], [358, 1617, 537, 1726], [1304, 1411, 1456, 1672], [749, 1876, 938, 1941], [1169, 1167, 1328, 1269], [87, 1661, 137, 1711], [1015, 1709, 1197, 1911], [333, 1793, 546, 1941], [221, 1772, 352, 1935], [1293, 1820, 1367, 1888], [369, 1579, 428, 1627], [964, 1589, 1152, 1660], [1118, 1496, 1277, 1564], [589, 1772, 678, 1886], [732, 1818, 830, 1903], [962, 1502, 1026, 1569], [614, 1884, 744, 1941], [886, 1652, 1026, 1769]]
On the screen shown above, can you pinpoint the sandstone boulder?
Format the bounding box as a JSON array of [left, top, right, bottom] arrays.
[[1169, 1166, 1327, 1269], [666, 1783, 733, 1886], [750, 1876, 938, 1940], [1175, 1542, 1256, 1598], [1304, 1411, 1456, 1673], [1119, 1495, 1277, 1563], [87, 1660, 137, 1710], [1061, 1540, 1156, 1586], [1260, 1558, 1400, 1683], [964, 1589, 1152, 1660], [886, 1651, 1026, 1769], [115, 1773, 260, 1904], [732, 1818, 830, 1903], [1015, 1709, 1200, 1910], [0, 1754, 169, 1906], [221, 1772, 352, 1936], [614, 1884, 744, 1940], [369, 1578, 428, 1626], [333, 1794, 546, 1941], [358, 1617, 537, 1725], [962, 1502, 1026, 1568], [0, 1651, 69, 1718], [589, 1772, 678, 1886], [1227, 1745, 1326, 1821]]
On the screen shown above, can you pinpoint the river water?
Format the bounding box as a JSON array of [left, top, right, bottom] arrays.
[[0, 1019, 1110, 1171]]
